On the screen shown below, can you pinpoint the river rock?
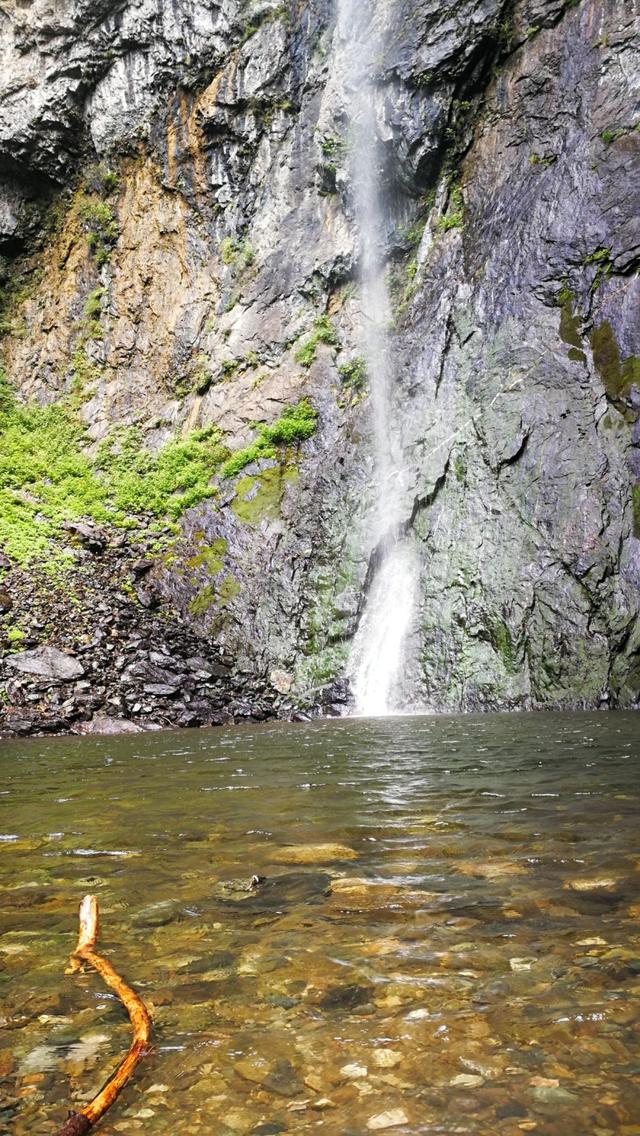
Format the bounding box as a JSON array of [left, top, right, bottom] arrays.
[[268, 843, 358, 865], [132, 900, 181, 928], [366, 1109, 409, 1130]]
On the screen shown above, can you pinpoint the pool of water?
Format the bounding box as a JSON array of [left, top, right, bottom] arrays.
[[1, 712, 639, 1136]]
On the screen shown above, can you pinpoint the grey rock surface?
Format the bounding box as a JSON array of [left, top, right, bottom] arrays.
[[0, 0, 638, 725], [6, 645, 85, 683]]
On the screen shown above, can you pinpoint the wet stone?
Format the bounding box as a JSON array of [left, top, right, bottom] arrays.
[[366, 1109, 409, 1130], [496, 1101, 528, 1119], [319, 983, 374, 1011], [268, 843, 358, 865], [532, 1085, 580, 1105], [132, 900, 181, 927]]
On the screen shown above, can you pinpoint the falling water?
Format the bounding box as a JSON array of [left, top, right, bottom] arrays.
[[338, 0, 419, 716]]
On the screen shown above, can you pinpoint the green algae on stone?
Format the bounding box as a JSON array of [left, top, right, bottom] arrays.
[[489, 619, 517, 673], [231, 464, 298, 525], [187, 536, 228, 575], [632, 484, 640, 539], [188, 571, 240, 619], [220, 400, 317, 479], [0, 371, 228, 567], [558, 295, 583, 351], [589, 322, 640, 403]]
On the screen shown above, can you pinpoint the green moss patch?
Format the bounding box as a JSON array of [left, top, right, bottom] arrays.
[[294, 316, 339, 368], [434, 184, 464, 234], [558, 293, 583, 351], [186, 536, 228, 575], [588, 321, 640, 405], [0, 370, 228, 567], [188, 571, 240, 618], [489, 619, 516, 673], [633, 484, 640, 539], [220, 400, 317, 479], [231, 464, 298, 525]]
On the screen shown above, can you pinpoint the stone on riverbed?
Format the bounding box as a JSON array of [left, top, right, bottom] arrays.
[[132, 900, 181, 928], [454, 859, 527, 880], [366, 1109, 409, 1130], [372, 1050, 403, 1068], [268, 843, 358, 864], [564, 877, 619, 891]]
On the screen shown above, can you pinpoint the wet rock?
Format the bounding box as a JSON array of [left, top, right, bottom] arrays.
[[340, 1063, 368, 1079], [366, 1109, 409, 1130], [451, 1073, 484, 1088], [532, 1084, 579, 1106], [372, 1050, 403, 1069], [268, 843, 358, 865], [319, 983, 374, 1012], [565, 877, 619, 892], [496, 1101, 528, 1119], [215, 872, 331, 913], [132, 900, 181, 928]]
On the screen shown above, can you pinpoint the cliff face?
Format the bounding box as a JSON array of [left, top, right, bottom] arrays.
[[0, 0, 639, 731]]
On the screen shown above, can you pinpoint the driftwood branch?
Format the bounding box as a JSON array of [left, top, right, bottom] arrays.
[[55, 895, 152, 1136]]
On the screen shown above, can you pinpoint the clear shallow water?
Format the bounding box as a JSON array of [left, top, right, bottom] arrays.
[[1, 712, 639, 1136]]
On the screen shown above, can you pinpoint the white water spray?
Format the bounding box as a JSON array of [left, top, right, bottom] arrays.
[[338, 0, 420, 716]]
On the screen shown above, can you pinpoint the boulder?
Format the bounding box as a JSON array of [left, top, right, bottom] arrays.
[[6, 646, 84, 683]]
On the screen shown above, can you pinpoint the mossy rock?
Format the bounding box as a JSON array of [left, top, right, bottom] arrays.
[[231, 464, 298, 525], [187, 536, 228, 575], [589, 321, 639, 402]]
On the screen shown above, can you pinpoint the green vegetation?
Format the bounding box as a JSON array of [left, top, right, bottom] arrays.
[[453, 454, 466, 483], [240, 3, 291, 41], [490, 619, 516, 673], [220, 357, 240, 379], [79, 197, 119, 267], [557, 290, 583, 351], [220, 400, 318, 479], [529, 151, 557, 168], [582, 246, 612, 293], [319, 134, 346, 159], [633, 484, 640, 539], [189, 572, 240, 617], [0, 266, 43, 338], [294, 315, 339, 367], [600, 123, 638, 145], [0, 368, 229, 567], [94, 426, 228, 518], [6, 626, 25, 645], [434, 184, 464, 234], [337, 356, 367, 408], [83, 286, 106, 321], [589, 321, 640, 403], [231, 465, 298, 525], [338, 356, 367, 391], [85, 163, 120, 197], [220, 236, 254, 269], [187, 536, 228, 575]]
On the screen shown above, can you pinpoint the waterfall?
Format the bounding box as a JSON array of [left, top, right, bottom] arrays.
[[337, 0, 419, 716]]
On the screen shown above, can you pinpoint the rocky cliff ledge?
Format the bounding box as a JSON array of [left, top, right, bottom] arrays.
[[0, 0, 638, 735]]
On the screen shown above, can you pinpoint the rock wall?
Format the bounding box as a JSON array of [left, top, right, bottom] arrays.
[[0, 0, 638, 732]]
